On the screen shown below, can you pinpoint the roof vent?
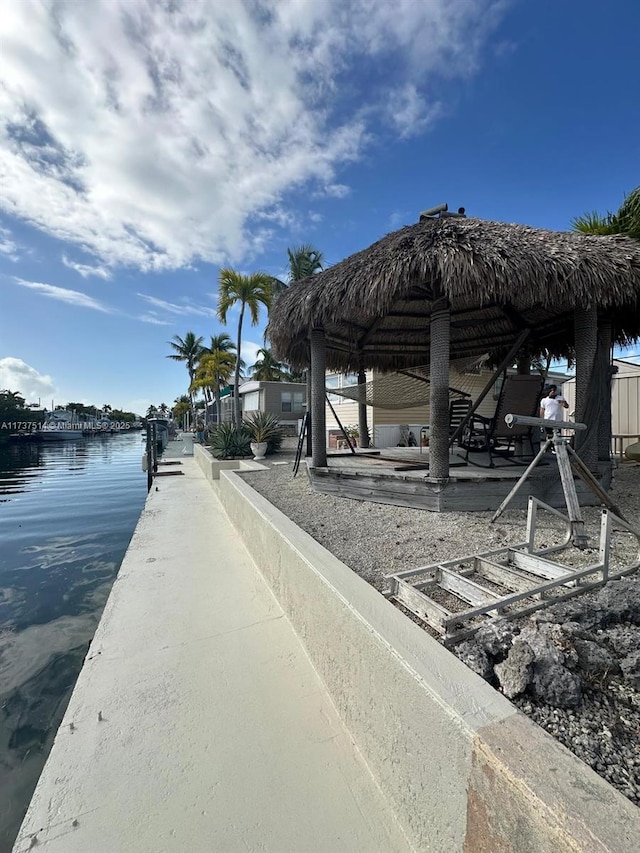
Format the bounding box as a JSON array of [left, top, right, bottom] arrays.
[[419, 204, 466, 222]]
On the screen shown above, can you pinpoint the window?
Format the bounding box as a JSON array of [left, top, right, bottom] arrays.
[[326, 373, 358, 404], [243, 391, 260, 411], [281, 390, 305, 414], [326, 375, 340, 403]]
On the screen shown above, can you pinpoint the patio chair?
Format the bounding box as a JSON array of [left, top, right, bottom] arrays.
[[459, 374, 544, 467], [449, 398, 473, 444]]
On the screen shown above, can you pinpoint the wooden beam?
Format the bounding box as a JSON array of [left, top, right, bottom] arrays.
[[358, 315, 387, 349]]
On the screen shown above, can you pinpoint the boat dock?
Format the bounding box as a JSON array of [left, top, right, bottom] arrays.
[[13, 441, 640, 852]]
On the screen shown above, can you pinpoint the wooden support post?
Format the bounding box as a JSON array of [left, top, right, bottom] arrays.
[[357, 361, 370, 448], [310, 328, 327, 467], [596, 316, 613, 463], [574, 305, 598, 471], [429, 296, 450, 479], [305, 368, 313, 457]]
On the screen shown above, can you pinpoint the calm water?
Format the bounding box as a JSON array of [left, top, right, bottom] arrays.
[[0, 434, 147, 851]]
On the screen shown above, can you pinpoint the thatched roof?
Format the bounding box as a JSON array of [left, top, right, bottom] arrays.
[[268, 217, 640, 371]]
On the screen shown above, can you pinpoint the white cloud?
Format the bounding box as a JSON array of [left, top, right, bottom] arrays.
[[319, 184, 351, 199], [14, 277, 112, 312], [0, 357, 55, 401], [0, 0, 507, 271], [137, 293, 217, 317], [240, 340, 262, 371], [137, 312, 171, 326], [386, 84, 443, 139], [0, 226, 19, 261], [62, 255, 111, 279]]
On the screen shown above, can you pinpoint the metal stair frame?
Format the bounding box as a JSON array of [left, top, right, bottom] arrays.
[[387, 497, 640, 644]]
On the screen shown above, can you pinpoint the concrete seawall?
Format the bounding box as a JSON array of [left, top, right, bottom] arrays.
[[13, 444, 640, 852], [218, 465, 640, 852]]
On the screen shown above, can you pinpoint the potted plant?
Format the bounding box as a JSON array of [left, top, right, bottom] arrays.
[[209, 423, 251, 459], [244, 412, 284, 460], [344, 424, 359, 447]]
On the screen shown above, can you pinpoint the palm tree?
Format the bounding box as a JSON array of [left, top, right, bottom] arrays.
[[202, 334, 240, 424], [217, 270, 273, 428], [572, 186, 640, 239], [167, 331, 204, 428], [172, 395, 190, 430], [1, 389, 26, 407], [282, 245, 325, 451], [250, 347, 290, 381], [287, 244, 325, 282], [146, 404, 158, 418], [192, 350, 235, 425], [208, 333, 236, 357], [158, 403, 169, 415]]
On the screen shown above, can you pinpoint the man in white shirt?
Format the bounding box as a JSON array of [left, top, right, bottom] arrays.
[[540, 384, 569, 422]]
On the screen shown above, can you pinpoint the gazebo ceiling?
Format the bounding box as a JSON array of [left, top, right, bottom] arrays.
[[268, 217, 640, 371]]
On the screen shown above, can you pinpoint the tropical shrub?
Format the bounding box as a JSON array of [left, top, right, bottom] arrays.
[[243, 411, 284, 455], [208, 423, 252, 459], [344, 424, 360, 442]]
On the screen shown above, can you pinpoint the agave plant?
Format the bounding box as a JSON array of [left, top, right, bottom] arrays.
[[243, 411, 284, 454], [208, 422, 252, 459]]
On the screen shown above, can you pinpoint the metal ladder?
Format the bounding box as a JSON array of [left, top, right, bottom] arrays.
[[386, 496, 640, 645]]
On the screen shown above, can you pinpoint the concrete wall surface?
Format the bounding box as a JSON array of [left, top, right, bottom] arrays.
[[219, 469, 640, 853], [193, 443, 266, 481]]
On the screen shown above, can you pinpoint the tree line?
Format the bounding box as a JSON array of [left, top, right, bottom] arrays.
[[167, 244, 323, 428]]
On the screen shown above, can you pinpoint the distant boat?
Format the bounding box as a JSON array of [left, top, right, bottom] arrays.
[[39, 409, 84, 441], [146, 417, 169, 452]]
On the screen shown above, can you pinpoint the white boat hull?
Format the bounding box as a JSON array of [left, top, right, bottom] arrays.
[[39, 429, 83, 440]]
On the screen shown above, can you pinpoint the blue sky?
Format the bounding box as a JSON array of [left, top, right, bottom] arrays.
[[1, 0, 638, 414]]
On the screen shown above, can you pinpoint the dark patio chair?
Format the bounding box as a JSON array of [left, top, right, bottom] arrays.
[[449, 398, 473, 444], [459, 374, 544, 467]]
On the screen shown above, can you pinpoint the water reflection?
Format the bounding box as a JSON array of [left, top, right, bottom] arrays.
[[0, 434, 146, 850]]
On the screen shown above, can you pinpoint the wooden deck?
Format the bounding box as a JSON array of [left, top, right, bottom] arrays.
[[308, 448, 613, 512]]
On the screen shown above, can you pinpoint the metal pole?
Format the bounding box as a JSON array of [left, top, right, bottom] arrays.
[[152, 424, 158, 474], [326, 393, 356, 453], [146, 423, 153, 491], [554, 438, 588, 548], [491, 437, 554, 523]]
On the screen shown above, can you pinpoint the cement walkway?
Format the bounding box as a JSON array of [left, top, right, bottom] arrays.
[[13, 455, 411, 852]]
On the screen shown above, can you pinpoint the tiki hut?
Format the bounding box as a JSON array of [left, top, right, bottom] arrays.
[[268, 217, 640, 487]]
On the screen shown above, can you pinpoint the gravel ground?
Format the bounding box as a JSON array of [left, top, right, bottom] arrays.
[[239, 446, 640, 806]]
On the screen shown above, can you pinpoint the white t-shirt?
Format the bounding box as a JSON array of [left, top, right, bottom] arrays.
[[540, 394, 566, 422]]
